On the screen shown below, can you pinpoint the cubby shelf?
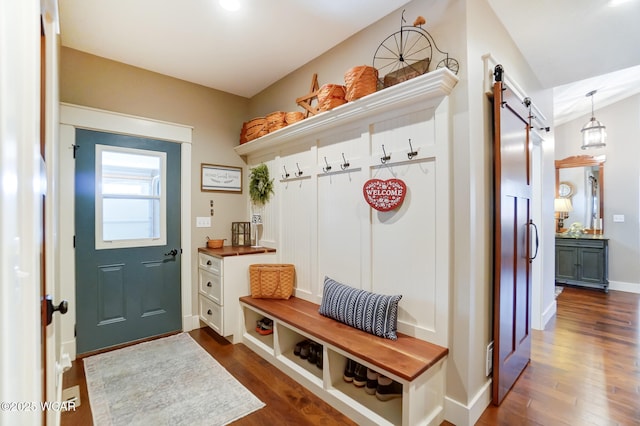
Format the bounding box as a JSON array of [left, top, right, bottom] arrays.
[[240, 301, 445, 426]]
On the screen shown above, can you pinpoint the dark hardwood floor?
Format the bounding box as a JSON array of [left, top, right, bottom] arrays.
[[477, 287, 640, 425], [61, 327, 355, 425], [62, 287, 640, 425]]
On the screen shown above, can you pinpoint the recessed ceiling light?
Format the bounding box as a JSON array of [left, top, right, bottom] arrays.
[[608, 0, 634, 6], [219, 0, 241, 11]]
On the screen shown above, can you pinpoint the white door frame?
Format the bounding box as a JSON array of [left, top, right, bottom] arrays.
[[58, 103, 194, 360]]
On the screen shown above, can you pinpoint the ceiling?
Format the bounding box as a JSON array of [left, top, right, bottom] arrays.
[[58, 0, 640, 124], [487, 0, 640, 125], [58, 0, 412, 98]]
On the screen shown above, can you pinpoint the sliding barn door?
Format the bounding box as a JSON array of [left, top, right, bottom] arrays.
[[492, 65, 537, 405]]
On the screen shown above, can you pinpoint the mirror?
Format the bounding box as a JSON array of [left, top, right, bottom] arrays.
[[555, 155, 606, 233]]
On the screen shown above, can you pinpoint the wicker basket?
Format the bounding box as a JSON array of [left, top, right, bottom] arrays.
[[239, 124, 248, 144], [249, 264, 295, 299], [285, 111, 305, 125], [344, 65, 378, 101], [243, 117, 268, 142], [317, 84, 347, 112], [266, 111, 287, 133]]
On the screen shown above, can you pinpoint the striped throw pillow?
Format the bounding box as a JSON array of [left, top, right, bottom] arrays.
[[318, 276, 402, 340]]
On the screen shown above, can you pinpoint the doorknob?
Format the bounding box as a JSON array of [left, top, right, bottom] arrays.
[[164, 249, 179, 257], [44, 295, 68, 326]]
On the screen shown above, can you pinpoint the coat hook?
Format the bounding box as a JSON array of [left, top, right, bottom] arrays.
[[282, 165, 290, 179], [295, 162, 303, 177], [407, 139, 418, 159], [340, 153, 350, 170], [322, 157, 332, 173], [380, 144, 391, 164]]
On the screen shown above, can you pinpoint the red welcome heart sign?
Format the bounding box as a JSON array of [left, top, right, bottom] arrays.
[[363, 178, 407, 212]]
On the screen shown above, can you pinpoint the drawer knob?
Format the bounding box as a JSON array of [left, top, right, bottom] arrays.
[[206, 260, 212, 266], [207, 309, 212, 315], [207, 281, 212, 287]]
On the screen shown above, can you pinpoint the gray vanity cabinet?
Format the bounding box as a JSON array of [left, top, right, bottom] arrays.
[[555, 237, 609, 292]]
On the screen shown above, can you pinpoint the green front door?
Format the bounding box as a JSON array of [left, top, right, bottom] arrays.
[[75, 129, 182, 354]]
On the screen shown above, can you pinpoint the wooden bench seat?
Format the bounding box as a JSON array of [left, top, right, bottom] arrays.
[[239, 296, 448, 382]]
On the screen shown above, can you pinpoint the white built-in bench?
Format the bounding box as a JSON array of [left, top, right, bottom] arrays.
[[239, 296, 448, 426]]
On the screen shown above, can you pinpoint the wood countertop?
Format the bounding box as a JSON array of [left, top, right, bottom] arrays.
[[198, 246, 276, 258]]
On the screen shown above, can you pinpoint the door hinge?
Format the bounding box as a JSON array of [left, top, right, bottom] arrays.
[[73, 235, 76, 248], [72, 144, 79, 159]]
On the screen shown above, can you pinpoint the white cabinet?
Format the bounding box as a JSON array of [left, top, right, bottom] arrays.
[[197, 248, 276, 342]]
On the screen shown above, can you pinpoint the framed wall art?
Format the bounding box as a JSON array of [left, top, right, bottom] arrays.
[[201, 164, 242, 193]]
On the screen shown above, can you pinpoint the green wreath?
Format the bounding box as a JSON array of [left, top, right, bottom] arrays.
[[249, 163, 274, 206]]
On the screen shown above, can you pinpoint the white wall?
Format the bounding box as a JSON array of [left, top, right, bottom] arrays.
[[555, 94, 640, 292]]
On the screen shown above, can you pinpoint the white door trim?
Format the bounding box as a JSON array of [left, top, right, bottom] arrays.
[[59, 103, 194, 359]]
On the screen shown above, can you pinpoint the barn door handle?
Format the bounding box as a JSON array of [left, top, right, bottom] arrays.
[[164, 249, 179, 257], [528, 220, 539, 263]]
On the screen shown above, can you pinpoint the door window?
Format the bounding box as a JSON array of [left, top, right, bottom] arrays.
[[95, 144, 167, 249]]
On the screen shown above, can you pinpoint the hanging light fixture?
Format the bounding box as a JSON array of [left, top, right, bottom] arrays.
[[580, 90, 606, 150]]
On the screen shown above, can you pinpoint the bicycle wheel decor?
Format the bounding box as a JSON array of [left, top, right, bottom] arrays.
[[373, 10, 459, 89]]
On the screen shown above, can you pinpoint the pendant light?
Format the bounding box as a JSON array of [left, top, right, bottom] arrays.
[[580, 90, 606, 150]]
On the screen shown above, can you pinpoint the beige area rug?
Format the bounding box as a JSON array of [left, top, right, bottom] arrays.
[[84, 333, 264, 426]]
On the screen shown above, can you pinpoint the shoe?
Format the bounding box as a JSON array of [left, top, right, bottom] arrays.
[[299, 341, 311, 359], [255, 318, 273, 335], [365, 368, 379, 395], [308, 343, 318, 364], [316, 346, 323, 369], [353, 363, 367, 387], [255, 317, 273, 335], [375, 375, 402, 401], [343, 359, 356, 382], [259, 317, 273, 329], [294, 340, 307, 357]]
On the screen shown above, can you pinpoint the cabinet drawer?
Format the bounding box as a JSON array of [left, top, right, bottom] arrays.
[[199, 269, 222, 304], [198, 253, 222, 275], [199, 295, 223, 335]]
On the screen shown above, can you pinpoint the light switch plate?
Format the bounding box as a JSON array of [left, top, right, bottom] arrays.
[[196, 216, 211, 227], [613, 214, 625, 223]]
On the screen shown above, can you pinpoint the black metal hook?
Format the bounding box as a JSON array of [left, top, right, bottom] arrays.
[[295, 163, 303, 177], [282, 166, 289, 179], [407, 139, 418, 160], [381, 145, 391, 164], [322, 157, 332, 173], [340, 153, 350, 170]]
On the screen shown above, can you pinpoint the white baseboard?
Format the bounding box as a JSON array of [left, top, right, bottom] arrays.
[[608, 280, 640, 294], [542, 299, 557, 328], [444, 379, 492, 426], [183, 314, 201, 332], [62, 339, 76, 362]]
